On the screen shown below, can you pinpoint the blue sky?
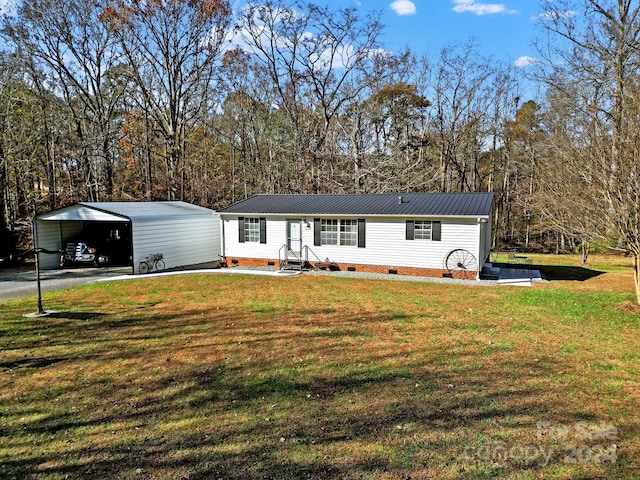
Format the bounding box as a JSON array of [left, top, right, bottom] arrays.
[[354, 0, 542, 68], [0, 0, 542, 70], [0, 0, 543, 77]]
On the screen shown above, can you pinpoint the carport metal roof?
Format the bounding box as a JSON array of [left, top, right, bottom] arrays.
[[37, 201, 215, 222]]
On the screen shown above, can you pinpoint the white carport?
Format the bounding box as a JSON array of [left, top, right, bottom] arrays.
[[34, 201, 221, 273]]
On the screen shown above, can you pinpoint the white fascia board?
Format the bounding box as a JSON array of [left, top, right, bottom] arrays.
[[38, 205, 128, 222]]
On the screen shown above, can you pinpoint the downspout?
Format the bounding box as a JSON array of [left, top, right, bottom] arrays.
[[220, 216, 226, 259], [478, 217, 489, 280]]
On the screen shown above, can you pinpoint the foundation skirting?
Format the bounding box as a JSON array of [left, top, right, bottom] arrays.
[[222, 256, 451, 278]]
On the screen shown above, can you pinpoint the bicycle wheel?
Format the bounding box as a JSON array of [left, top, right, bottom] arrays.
[[155, 259, 165, 272], [138, 261, 149, 274]]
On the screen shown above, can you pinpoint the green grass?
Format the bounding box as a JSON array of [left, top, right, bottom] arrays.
[[0, 255, 639, 479]]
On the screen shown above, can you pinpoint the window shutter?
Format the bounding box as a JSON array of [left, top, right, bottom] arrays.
[[259, 218, 267, 244], [357, 219, 366, 248], [238, 217, 245, 243], [314, 218, 321, 246], [432, 221, 441, 241], [406, 220, 414, 240]]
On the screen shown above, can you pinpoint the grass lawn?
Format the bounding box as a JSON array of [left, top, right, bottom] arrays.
[[1, 254, 639, 479]]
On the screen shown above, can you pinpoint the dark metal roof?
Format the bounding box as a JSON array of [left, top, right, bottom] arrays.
[[219, 193, 494, 217]]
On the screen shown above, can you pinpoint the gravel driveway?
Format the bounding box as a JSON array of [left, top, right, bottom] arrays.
[[0, 266, 133, 303]]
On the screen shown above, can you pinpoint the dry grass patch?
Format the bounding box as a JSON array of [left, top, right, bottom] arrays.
[[1, 259, 639, 479]]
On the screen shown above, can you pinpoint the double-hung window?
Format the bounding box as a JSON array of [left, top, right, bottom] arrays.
[[339, 219, 358, 246], [238, 217, 266, 244], [316, 218, 365, 247], [406, 220, 441, 241], [414, 220, 432, 240], [244, 217, 260, 242], [320, 219, 338, 245]]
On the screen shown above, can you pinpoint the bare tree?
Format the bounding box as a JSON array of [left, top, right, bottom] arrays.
[[102, 0, 231, 200], [535, 0, 640, 301], [4, 0, 127, 202], [429, 42, 500, 193], [216, 48, 293, 199], [331, 50, 431, 193], [237, 0, 383, 193]]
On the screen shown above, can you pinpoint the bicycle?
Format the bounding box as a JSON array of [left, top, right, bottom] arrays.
[[138, 253, 165, 274]]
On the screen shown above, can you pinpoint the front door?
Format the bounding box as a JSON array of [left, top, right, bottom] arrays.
[[287, 220, 302, 253]]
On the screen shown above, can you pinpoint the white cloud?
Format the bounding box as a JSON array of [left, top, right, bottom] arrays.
[[514, 56, 537, 67], [0, 0, 18, 16], [390, 0, 417, 16], [452, 0, 514, 16]]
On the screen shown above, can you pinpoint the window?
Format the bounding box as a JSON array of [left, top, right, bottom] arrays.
[[406, 220, 441, 241], [244, 217, 260, 242], [316, 218, 365, 247], [414, 220, 432, 240], [238, 217, 266, 243], [340, 219, 358, 246], [320, 219, 338, 245]]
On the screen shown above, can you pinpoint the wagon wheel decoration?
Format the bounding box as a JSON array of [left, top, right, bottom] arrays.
[[444, 249, 478, 280]]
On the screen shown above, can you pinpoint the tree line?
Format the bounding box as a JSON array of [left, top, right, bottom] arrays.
[[1, 0, 639, 299]]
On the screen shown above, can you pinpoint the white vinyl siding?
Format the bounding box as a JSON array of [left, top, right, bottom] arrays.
[[314, 218, 479, 269], [223, 217, 288, 259], [222, 215, 481, 273]]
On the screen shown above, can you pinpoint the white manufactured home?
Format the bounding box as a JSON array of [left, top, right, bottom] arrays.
[[34, 201, 221, 273], [218, 193, 494, 279]]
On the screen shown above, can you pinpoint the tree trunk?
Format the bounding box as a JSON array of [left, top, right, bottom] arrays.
[[0, 142, 7, 241], [581, 241, 589, 264], [634, 253, 640, 306], [103, 135, 113, 199]]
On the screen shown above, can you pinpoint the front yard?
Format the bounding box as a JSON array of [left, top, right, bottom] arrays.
[[1, 255, 638, 479]]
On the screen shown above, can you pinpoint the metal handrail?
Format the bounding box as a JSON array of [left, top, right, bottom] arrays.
[[278, 244, 287, 268], [278, 244, 303, 269], [279, 244, 335, 271], [302, 245, 322, 264]]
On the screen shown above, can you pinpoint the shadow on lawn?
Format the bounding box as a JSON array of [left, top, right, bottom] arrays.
[[536, 264, 605, 281], [4, 359, 571, 479], [0, 306, 619, 479], [496, 263, 606, 281], [46, 311, 106, 321]]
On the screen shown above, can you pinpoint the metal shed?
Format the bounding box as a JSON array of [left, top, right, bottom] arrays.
[[34, 201, 221, 273]]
